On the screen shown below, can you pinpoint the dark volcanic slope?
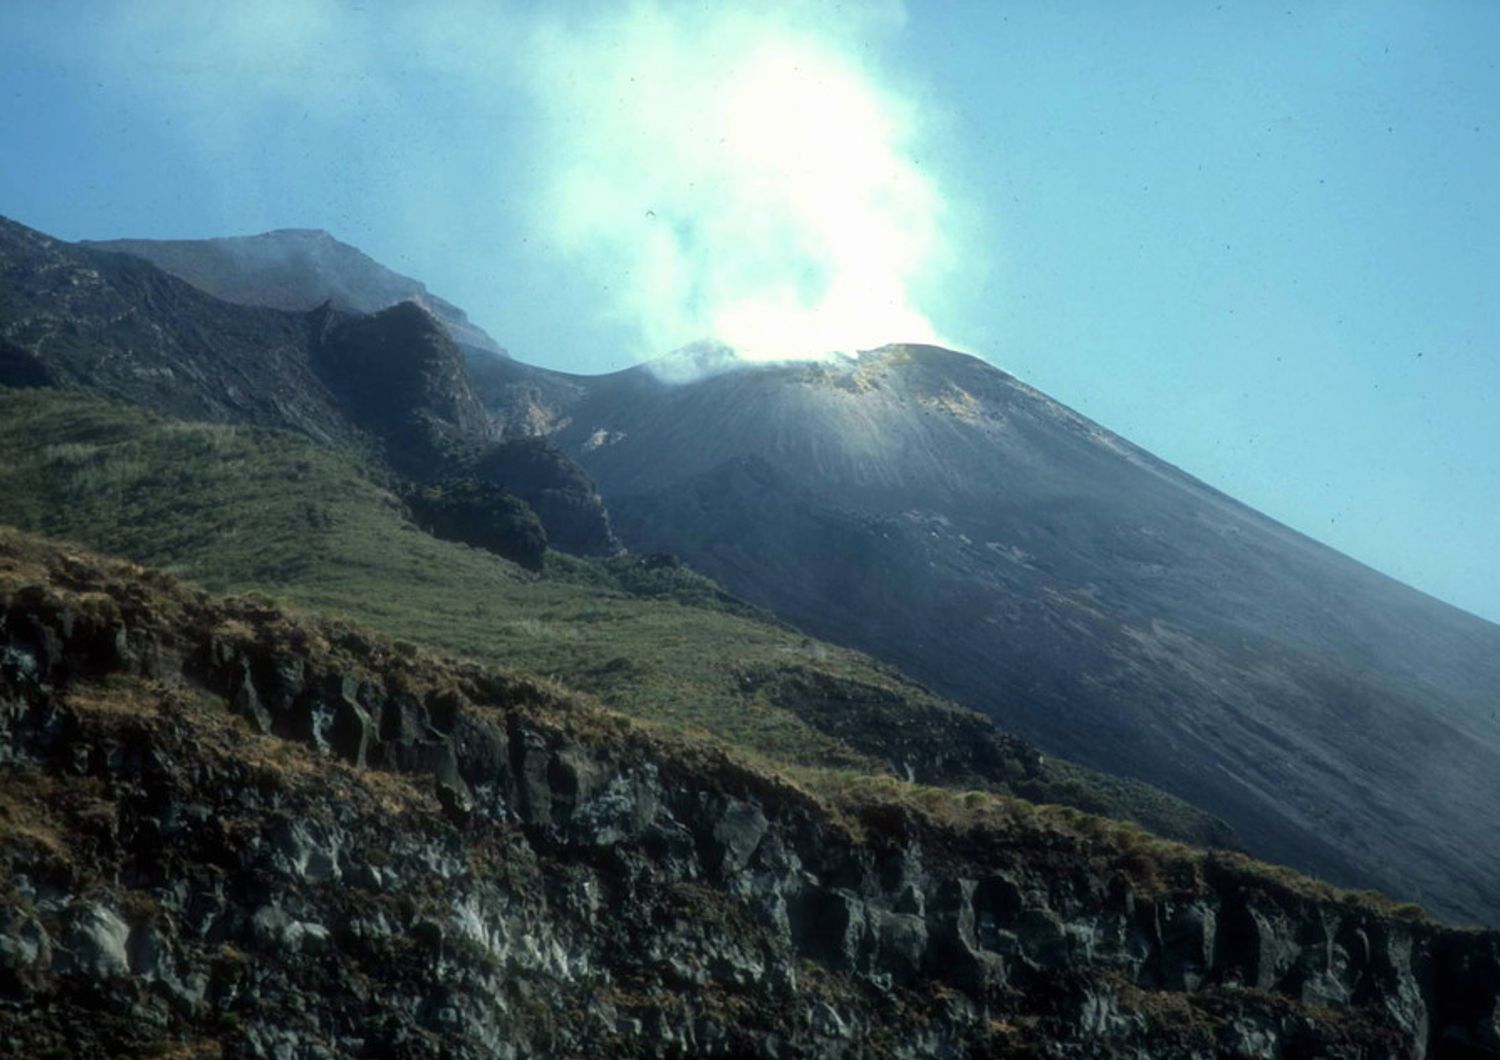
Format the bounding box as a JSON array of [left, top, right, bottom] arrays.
[[467, 344, 1500, 927], [0, 216, 350, 445], [84, 228, 507, 356], [0, 215, 615, 555]]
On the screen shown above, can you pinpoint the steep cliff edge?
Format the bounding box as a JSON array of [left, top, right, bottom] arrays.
[[2, 530, 1497, 1059]]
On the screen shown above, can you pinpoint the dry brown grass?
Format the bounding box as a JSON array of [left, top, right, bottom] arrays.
[[66, 674, 164, 719], [0, 774, 70, 860], [143, 1042, 225, 1060]]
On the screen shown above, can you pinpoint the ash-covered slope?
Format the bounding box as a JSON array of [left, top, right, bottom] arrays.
[[83, 228, 507, 357], [467, 344, 1500, 927], [4, 529, 1499, 1059]]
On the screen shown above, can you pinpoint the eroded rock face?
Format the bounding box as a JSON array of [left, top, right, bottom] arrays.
[[310, 300, 496, 474], [473, 436, 620, 556], [405, 478, 549, 571], [0, 216, 352, 446], [1, 534, 1498, 1059]]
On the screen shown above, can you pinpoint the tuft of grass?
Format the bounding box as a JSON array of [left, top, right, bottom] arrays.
[[794, 767, 1435, 917], [0, 773, 71, 860]]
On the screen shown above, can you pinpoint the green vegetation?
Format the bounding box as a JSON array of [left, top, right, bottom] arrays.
[[0, 387, 877, 771], [0, 386, 1229, 843], [408, 477, 548, 571]]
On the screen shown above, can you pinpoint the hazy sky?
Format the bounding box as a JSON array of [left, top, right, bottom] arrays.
[[2, 1, 1497, 623]]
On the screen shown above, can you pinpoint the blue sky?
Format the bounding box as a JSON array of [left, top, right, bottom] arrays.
[[2, 1, 1497, 623]]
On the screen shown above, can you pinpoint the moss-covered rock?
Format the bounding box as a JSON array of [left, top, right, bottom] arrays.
[[407, 478, 547, 571]]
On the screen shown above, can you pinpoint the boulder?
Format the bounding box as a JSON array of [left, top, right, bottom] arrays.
[[62, 904, 130, 979]]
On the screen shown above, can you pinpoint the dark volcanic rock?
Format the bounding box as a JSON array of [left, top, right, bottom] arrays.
[[0, 215, 351, 445], [407, 478, 548, 571], [0, 215, 617, 560], [310, 299, 496, 472], [473, 436, 620, 556], [2, 530, 1499, 1058], [0, 336, 52, 387], [467, 344, 1500, 928]]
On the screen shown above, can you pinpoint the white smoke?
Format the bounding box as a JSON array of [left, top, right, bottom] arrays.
[[519, 2, 951, 363], [61, 0, 957, 367]]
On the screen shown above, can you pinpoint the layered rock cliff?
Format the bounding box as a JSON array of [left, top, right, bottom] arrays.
[[3, 531, 1497, 1059]]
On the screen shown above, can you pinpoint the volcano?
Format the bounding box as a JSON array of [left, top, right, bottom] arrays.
[[467, 343, 1500, 927]]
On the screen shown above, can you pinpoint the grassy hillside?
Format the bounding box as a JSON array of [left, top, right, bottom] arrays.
[[0, 386, 1231, 844], [0, 528, 1451, 1059]]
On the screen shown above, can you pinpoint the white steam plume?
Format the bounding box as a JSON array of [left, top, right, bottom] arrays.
[[61, 0, 956, 368], [519, 3, 951, 363]]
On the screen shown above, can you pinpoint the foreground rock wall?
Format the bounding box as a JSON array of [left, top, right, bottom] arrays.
[[1, 533, 1498, 1058]]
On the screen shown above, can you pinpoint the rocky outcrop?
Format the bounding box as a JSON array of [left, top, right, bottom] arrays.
[[473, 436, 620, 556], [310, 302, 619, 555], [2, 532, 1497, 1058], [309, 300, 496, 473], [406, 478, 548, 571]]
